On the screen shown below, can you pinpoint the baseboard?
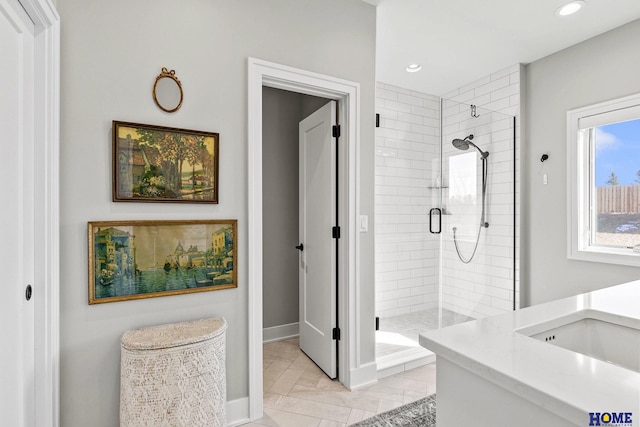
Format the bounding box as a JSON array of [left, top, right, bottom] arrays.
[[263, 322, 299, 343], [227, 397, 250, 427], [346, 361, 378, 390]]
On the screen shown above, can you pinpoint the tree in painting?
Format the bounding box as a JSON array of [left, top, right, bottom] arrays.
[[136, 129, 208, 194]]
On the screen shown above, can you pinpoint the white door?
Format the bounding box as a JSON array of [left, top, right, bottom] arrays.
[[298, 101, 338, 379], [0, 0, 36, 424]]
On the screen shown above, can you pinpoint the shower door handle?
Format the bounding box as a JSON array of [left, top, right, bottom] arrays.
[[429, 208, 442, 234]]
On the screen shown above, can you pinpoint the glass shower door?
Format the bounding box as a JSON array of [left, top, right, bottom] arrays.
[[435, 100, 517, 327], [374, 89, 517, 366]]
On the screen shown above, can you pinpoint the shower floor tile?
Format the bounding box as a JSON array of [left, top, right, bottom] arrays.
[[376, 308, 473, 359]]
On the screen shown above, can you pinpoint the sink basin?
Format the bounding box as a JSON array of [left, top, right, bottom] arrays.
[[516, 309, 640, 372]]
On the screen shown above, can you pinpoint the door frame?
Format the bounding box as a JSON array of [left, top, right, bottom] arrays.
[[18, 0, 60, 425], [248, 58, 361, 420]]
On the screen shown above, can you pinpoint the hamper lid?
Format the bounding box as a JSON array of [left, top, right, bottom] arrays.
[[121, 317, 227, 350]]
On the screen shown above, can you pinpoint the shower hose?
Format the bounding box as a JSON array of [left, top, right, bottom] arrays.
[[453, 156, 488, 264]]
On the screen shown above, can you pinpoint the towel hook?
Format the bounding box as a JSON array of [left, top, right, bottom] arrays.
[[470, 104, 480, 118]]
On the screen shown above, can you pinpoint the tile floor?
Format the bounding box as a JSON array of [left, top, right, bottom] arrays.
[[376, 308, 473, 358], [243, 337, 437, 427]]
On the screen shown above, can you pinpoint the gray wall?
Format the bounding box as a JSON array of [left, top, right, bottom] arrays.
[[56, 0, 376, 425], [524, 19, 640, 306], [262, 87, 328, 329]]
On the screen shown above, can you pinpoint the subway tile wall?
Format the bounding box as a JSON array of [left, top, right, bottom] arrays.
[[375, 64, 522, 322], [375, 83, 441, 318], [441, 64, 521, 319]]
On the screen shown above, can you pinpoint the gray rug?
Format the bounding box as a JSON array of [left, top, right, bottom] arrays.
[[351, 394, 436, 427]]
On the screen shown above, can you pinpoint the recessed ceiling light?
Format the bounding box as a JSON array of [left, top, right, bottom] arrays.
[[406, 64, 422, 73], [556, 0, 586, 16]]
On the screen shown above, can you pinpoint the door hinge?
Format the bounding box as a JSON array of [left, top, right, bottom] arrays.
[[375, 316, 380, 331], [332, 327, 341, 340], [332, 226, 340, 239], [332, 125, 341, 138], [375, 113, 380, 128]]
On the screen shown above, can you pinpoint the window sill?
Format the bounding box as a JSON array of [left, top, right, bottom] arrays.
[[569, 246, 640, 267]]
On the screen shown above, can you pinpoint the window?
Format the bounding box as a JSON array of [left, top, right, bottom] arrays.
[[567, 93, 640, 266]]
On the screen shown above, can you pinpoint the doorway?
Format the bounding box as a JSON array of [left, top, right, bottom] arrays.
[[248, 58, 364, 421], [1, 1, 35, 423], [0, 0, 60, 425], [262, 87, 338, 378]]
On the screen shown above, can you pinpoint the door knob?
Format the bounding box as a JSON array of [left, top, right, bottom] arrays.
[[295, 244, 304, 251]]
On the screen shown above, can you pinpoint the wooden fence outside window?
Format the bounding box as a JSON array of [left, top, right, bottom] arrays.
[[597, 185, 640, 214]]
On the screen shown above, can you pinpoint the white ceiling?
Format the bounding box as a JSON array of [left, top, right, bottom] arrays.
[[365, 0, 640, 96]]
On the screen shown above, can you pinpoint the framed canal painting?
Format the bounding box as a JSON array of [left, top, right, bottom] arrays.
[[88, 219, 237, 304], [112, 121, 219, 203]]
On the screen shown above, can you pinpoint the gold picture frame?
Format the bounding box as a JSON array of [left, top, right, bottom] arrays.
[[88, 219, 237, 304], [112, 121, 219, 203]]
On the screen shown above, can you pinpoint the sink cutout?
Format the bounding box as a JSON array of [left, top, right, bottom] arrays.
[[517, 310, 640, 373]]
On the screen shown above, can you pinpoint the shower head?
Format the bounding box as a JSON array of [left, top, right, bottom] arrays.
[[452, 134, 474, 151], [451, 134, 489, 159]]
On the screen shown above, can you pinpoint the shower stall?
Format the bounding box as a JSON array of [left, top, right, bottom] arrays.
[[375, 91, 518, 368]]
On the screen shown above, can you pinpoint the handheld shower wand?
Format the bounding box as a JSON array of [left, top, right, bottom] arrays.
[[451, 134, 490, 263]]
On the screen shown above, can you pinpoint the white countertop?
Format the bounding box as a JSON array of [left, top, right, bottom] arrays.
[[419, 280, 640, 425]]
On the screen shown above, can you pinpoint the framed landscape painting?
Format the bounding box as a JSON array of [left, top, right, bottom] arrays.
[[88, 219, 237, 304], [112, 121, 219, 203]]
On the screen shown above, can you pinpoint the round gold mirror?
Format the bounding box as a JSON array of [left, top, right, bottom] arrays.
[[153, 68, 183, 113]]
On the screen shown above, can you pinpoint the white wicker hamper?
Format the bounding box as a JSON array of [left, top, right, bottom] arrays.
[[120, 317, 227, 427]]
